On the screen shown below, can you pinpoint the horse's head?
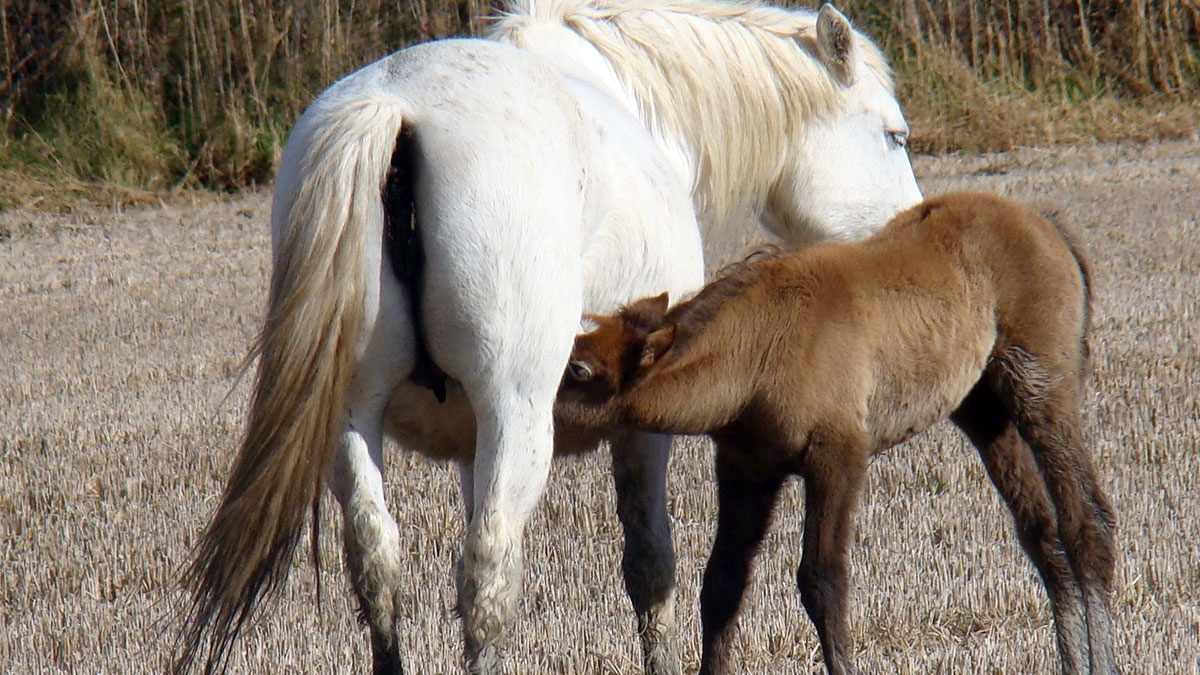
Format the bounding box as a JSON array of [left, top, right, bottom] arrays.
[[561, 293, 677, 405], [765, 4, 923, 245]]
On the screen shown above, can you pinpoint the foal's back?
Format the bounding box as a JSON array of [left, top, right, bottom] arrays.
[[881, 191, 1091, 369], [749, 191, 1089, 453]]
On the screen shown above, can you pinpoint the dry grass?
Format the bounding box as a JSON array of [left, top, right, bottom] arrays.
[[2, 141, 1199, 673], [2, 0, 1197, 192]]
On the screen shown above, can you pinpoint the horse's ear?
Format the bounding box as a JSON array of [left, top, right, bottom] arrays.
[[625, 292, 670, 331], [816, 4, 856, 86], [640, 324, 677, 369]]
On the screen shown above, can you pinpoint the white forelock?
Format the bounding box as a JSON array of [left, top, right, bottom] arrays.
[[492, 0, 895, 228]]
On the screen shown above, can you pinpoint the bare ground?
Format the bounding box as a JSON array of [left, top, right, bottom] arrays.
[[2, 140, 1198, 673]]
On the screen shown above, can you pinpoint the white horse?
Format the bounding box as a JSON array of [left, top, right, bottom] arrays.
[[172, 1, 923, 674]]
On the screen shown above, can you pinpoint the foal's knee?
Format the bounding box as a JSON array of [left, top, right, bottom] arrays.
[[795, 560, 847, 619]]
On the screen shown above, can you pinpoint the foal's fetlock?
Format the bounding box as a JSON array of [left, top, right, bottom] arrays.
[[637, 607, 681, 675]]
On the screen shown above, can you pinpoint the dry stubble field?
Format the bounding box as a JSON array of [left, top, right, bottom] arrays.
[[2, 140, 1198, 673]]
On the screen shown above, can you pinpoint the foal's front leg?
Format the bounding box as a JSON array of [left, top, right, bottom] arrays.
[[796, 438, 867, 675], [699, 450, 786, 675], [610, 430, 680, 675]]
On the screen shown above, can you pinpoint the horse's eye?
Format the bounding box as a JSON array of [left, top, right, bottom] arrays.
[[886, 130, 908, 149], [567, 360, 594, 382]]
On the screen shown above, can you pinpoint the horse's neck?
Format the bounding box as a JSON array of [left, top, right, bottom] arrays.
[[493, 3, 802, 233]]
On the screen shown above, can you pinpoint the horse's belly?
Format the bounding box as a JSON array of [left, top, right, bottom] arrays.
[[383, 380, 607, 462]]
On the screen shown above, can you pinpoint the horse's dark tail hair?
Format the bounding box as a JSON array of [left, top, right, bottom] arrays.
[[385, 124, 447, 401]]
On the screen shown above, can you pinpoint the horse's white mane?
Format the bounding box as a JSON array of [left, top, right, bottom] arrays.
[[492, 0, 894, 226]]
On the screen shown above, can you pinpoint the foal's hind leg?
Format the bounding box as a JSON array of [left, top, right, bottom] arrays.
[[952, 382, 1090, 674], [795, 436, 867, 675], [996, 351, 1117, 674], [610, 430, 680, 675], [699, 449, 786, 675]]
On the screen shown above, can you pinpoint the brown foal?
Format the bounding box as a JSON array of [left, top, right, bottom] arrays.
[[558, 191, 1118, 675]]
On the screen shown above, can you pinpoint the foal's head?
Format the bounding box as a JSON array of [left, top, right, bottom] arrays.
[[562, 293, 679, 404]]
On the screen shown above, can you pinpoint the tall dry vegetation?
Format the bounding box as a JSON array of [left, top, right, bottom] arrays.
[[1, 0, 1197, 198], [0, 0, 496, 195], [838, 0, 1200, 153]]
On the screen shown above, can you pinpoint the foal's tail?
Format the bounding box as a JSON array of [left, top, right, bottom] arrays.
[[1041, 205, 1095, 367], [172, 92, 409, 674]]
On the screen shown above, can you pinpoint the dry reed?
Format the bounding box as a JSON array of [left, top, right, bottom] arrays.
[[1, 0, 1198, 196]]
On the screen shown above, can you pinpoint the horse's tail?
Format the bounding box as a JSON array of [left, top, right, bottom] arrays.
[[173, 91, 410, 674], [1041, 205, 1095, 367]]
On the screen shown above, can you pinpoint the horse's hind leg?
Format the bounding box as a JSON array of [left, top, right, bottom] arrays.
[[328, 281, 416, 675], [610, 430, 680, 675], [699, 448, 786, 675], [952, 382, 1090, 674], [331, 416, 405, 675], [420, 216, 582, 674], [995, 348, 1118, 674], [456, 385, 558, 673]]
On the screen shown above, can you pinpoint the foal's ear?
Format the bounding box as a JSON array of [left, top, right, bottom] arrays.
[[640, 324, 677, 369], [624, 292, 670, 331], [816, 4, 856, 86]]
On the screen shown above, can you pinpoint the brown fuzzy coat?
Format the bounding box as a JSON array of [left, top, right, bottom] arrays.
[[559, 191, 1117, 675]]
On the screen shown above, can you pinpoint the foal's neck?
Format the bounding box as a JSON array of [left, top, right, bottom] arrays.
[[619, 295, 769, 435]]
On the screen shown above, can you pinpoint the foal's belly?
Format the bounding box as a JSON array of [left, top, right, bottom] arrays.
[[383, 381, 477, 462], [867, 329, 994, 450]]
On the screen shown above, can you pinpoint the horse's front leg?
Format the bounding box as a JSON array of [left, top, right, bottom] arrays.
[[610, 430, 680, 675]]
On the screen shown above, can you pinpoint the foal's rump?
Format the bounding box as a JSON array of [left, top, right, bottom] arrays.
[[913, 191, 1092, 359]]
